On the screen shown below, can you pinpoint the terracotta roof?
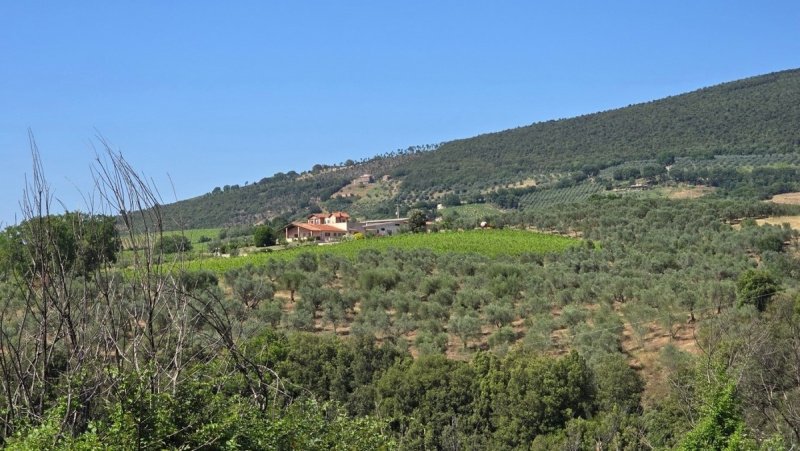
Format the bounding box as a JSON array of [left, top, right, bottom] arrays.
[[308, 213, 328, 219], [287, 222, 345, 232], [329, 211, 350, 218]]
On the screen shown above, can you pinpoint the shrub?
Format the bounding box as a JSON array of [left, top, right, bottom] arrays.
[[157, 235, 192, 254]]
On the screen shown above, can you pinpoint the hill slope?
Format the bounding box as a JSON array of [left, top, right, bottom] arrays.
[[400, 69, 800, 193], [159, 149, 429, 230], [160, 68, 800, 229]]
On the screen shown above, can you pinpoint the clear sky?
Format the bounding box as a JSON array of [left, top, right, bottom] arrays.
[[1, 1, 799, 226]]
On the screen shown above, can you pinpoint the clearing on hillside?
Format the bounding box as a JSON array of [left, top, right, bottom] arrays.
[[769, 192, 800, 205], [756, 215, 800, 230], [666, 185, 716, 199]]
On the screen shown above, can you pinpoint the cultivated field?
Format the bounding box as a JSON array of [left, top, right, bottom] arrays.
[[186, 229, 579, 273], [665, 184, 716, 199]]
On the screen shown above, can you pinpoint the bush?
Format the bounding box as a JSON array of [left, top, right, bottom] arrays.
[[253, 225, 276, 247], [178, 270, 218, 291], [736, 269, 778, 312], [157, 235, 192, 254]]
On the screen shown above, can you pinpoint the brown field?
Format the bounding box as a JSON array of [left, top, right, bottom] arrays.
[[666, 185, 716, 199], [332, 178, 399, 200], [756, 215, 800, 230], [505, 178, 538, 189], [481, 178, 538, 194], [769, 192, 800, 205]]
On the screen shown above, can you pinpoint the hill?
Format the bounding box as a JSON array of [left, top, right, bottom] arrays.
[[400, 68, 800, 194], [159, 146, 432, 230], [160, 69, 800, 229]]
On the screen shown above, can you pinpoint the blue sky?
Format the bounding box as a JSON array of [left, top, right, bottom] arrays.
[[1, 1, 799, 226]]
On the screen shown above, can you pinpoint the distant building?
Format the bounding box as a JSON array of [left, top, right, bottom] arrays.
[[284, 222, 347, 242], [285, 211, 351, 242], [324, 211, 350, 229], [284, 211, 408, 242], [353, 218, 409, 236], [306, 211, 350, 229], [307, 213, 328, 225]]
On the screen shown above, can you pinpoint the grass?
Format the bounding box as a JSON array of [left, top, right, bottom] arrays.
[[185, 229, 579, 274], [162, 228, 221, 251], [122, 228, 221, 252]]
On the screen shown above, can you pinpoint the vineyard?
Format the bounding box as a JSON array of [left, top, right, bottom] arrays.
[[518, 182, 606, 210], [184, 229, 579, 273]]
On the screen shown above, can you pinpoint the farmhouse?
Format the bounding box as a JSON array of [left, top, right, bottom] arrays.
[[284, 223, 347, 242], [283, 211, 409, 242], [284, 211, 351, 242], [307, 211, 350, 229]]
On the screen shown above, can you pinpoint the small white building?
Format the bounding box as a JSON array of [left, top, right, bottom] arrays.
[[355, 218, 409, 236]]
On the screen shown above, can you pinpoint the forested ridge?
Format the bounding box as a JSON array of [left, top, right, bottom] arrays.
[[401, 69, 800, 193], [158, 68, 800, 228]]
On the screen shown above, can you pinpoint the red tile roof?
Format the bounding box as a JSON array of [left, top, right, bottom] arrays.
[[288, 222, 345, 233]]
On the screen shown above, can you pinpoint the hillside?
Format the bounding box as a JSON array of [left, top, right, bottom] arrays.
[[400, 69, 800, 193], [6, 71, 800, 448], [160, 68, 800, 229], [158, 148, 431, 230]]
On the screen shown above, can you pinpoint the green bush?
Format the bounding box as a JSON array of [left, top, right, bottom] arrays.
[[157, 235, 192, 253]]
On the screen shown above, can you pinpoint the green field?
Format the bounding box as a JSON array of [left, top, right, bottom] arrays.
[[122, 228, 221, 252], [162, 228, 221, 241], [185, 229, 579, 273]]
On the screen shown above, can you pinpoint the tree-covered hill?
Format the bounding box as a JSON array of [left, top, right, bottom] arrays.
[[160, 68, 800, 229], [158, 147, 431, 230], [400, 69, 800, 193]]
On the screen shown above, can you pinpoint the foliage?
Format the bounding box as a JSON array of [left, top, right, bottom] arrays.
[[156, 234, 192, 253], [253, 224, 276, 247], [486, 350, 596, 448], [407, 209, 427, 233], [736, 269, 779, 312], [401, 69, 800, 194], [4, 379, 396, 451], [678, 376, 754, 451], [7, 134, 800, 449], [1, 212, 120, 277]]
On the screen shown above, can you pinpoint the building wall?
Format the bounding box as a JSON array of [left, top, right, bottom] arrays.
[[285, 225, 346, 242], [362, 221, 406, 236]]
